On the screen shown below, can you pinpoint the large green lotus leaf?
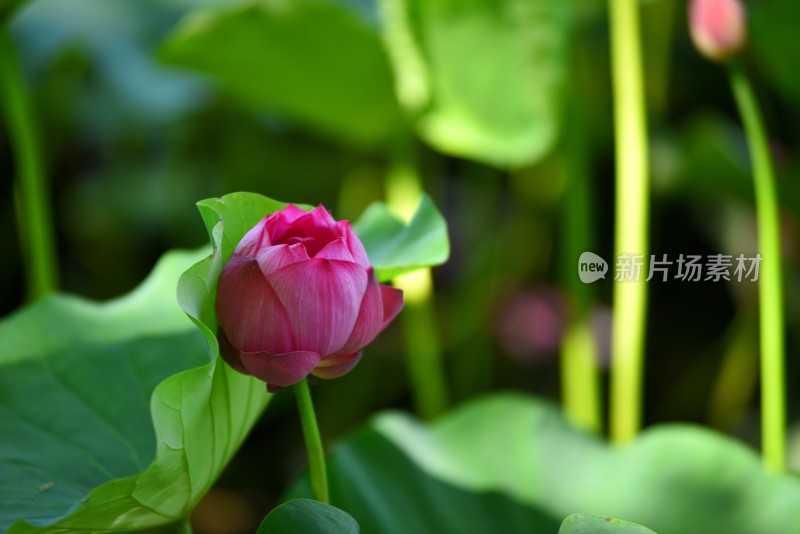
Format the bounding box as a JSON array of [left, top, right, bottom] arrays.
[[380, 0, 570, 167], [0, 249, 269, 533], [257, 499, 360, 534], [288, 394, 800, 533], [160, 0, 404, 147], [353, 194, 449, 282]]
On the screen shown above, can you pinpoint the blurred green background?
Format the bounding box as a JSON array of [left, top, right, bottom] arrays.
[[2, 0, 799, 532]]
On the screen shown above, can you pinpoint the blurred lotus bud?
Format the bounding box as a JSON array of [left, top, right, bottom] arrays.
[[216, 204, 403, 391], [496, 288, 565, 365], [689, 0, 747, 62]]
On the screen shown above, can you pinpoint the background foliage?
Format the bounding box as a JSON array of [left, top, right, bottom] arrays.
[[2, 0, 800, 532]]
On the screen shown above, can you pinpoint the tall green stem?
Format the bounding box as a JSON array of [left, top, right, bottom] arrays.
[[608, 0, 650, 444], [386, 137, 448, 419], [729, 64, 786, 472], [0, 29, 57, 299], [560, 50, 601, 432], [294, 379, 329, 503], [561, 317, 601, 431]]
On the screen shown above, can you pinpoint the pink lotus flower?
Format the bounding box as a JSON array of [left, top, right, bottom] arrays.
[[216, 204, 403, 391], [689, 0, 747, 62]]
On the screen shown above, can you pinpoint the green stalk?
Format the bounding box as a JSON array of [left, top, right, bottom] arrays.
[[560, 49, 601, 432], [729, 63, 786, 472], [0, 29, 57, 299], [395, 270, 447, 419], [294, 379, 329, 503], [608, 0, 650, 444], [561, 317, 601, 431], [386, 137, 448, 419]]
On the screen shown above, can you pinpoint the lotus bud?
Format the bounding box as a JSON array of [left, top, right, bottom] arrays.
[[216, 204, 403, 391], [689, 0, 747, 62]]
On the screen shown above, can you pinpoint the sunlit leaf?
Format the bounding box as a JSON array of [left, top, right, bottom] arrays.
[[380, 0, 571, 167], [353, 194, 449, 281]]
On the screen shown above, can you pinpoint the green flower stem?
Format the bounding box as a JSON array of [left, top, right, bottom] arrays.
[[608, 0, 650, 444], [729, 63, 786, 472], [386, 137, 448, 419], [294, 379, 329, 503], [0, 29, 57, 299], [561, 317, 601, 431], [394, 269, 447, 419], [560, 47, 601, 433]]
